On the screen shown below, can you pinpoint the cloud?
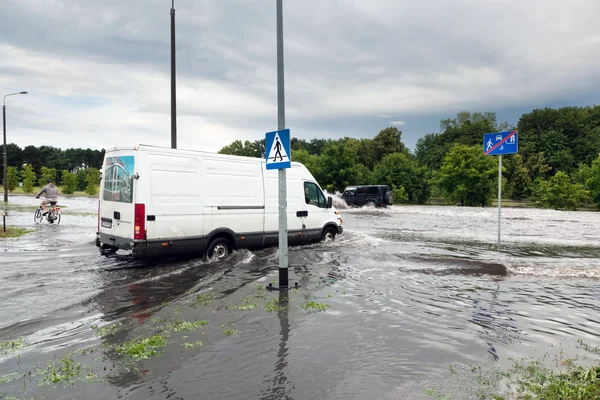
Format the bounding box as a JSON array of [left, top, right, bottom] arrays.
[[390, 121, 406, 126], [1, 0, 599, 153]]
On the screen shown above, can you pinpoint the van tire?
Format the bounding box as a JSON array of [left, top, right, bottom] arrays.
[[207, 237, 232, 261], [322, 227, 337, 242]]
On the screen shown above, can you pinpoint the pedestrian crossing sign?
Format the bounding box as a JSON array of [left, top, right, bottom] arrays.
[[265, 128, 291, 170]]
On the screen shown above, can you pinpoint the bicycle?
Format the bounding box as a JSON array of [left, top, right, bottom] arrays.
[[34, 203, 61, 224]]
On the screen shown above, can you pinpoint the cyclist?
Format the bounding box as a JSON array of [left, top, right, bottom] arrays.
[[35, 179, 59, 217]]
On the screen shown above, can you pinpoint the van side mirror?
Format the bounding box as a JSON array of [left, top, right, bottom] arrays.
[[327, 196, 332, 209]]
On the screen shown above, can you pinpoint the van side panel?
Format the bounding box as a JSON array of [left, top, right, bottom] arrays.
[[203, 157, 265, 248], [145, 152, 203, 239]]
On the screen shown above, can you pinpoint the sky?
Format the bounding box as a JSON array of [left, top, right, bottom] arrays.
[[1, 0, 599, 154]]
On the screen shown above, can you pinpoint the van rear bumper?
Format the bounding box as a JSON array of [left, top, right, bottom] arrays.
[[96, 232, 206, 259]]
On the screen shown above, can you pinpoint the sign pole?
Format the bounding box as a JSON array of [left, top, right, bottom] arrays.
[[276, 0, 288, 289], [497, 155, 502, 249]]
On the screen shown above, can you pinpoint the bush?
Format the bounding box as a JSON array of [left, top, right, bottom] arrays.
[[38, 166, 57, 186], [7, 167, 19, 191], [85, 168, 100, 196], [22, 165, 36, 193], [532, 171, 590, 210]]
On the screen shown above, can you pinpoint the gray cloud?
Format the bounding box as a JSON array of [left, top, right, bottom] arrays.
[[1, 0, 599, 153]]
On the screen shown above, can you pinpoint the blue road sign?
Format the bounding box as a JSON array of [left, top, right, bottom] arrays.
[[265, 128, 291, 170], [484, 130, 518, 156]]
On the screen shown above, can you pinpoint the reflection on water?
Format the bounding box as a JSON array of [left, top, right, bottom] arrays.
[[1, 200, 600, 399]]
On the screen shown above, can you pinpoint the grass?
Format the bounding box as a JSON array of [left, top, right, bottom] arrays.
[[264, 297, 286, 313], [40, 352, 96, 385], [114, 334, 167, 360], [301, 301, 330, 312], [167, 319, 208, 333], [0, 338, 25, 354], [0, 227, 34, 239], [431, 343, 600, 400]]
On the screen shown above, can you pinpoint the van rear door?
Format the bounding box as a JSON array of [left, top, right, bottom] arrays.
[[99, 154, 136, 243]]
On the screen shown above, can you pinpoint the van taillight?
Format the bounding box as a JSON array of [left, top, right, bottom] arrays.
[[97, 200, 100, 231], [134, 203, 146, 240]]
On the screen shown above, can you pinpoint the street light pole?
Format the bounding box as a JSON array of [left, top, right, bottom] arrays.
[[170, 0, 177, 149], [3, 91, 28, 203]]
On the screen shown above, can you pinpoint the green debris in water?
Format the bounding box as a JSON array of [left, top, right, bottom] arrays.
[[194, 292, 216, 307], [91, 322, 123, 337], [226, 297, 257, 311], [183, 341, 204, 349]]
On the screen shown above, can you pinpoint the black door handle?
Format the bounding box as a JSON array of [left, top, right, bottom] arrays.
[[296, 211, 308, 217]]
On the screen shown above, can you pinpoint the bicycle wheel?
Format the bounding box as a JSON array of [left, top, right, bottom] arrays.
[[34, 209, 43, 223], [55, 212, 61, 225]]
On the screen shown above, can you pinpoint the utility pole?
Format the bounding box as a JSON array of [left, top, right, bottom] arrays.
[[276, 0, 288, 289], [170, 0, 177, 149]]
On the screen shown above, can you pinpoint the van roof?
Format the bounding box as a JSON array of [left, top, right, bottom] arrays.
[[104, 144, 304, 166]]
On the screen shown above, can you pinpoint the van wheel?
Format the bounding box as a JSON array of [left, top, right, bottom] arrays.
[[100, 244, 118, 256], [207, 237, 232, 261], [322, 227, 337, 242], [366, 200, 377, 207]]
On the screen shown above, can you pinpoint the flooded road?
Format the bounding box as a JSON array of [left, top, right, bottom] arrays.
[[1, 196, 600, 399]]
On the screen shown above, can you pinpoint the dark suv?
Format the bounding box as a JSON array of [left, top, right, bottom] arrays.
[[341, 185, 393, 207]]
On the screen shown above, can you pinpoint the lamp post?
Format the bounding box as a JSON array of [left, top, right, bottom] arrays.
[[3, 91, 28, 203], [170, 0, 177, 149]]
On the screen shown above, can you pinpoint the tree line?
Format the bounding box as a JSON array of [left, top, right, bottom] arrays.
[[218, 106, 600, 210], [2, 145, 104, 196]]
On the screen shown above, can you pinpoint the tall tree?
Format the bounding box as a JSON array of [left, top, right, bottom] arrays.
[[432, 144, 497, 206], [373, 153, 430, 204]]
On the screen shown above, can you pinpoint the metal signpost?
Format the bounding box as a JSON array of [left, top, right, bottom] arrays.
[[266, 0, 293, 291], [483, 130, 518, 249]]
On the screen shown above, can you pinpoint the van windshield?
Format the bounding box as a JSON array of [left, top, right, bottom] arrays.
[[103, 156, 134, 203]]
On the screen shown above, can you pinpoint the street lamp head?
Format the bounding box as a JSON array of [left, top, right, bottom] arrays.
[[20, 92, 28, 95]]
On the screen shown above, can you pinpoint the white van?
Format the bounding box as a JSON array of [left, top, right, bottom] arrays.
[[95, 145, 343, 259]]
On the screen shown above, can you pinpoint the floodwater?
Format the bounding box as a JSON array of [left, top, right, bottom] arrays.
[[1, 195, 600, 400]]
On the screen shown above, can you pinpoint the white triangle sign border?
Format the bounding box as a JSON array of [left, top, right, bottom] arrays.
[[266, 131, 289, 164]]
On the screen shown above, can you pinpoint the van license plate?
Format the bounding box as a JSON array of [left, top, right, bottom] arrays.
[[101, 220, 112, 228]]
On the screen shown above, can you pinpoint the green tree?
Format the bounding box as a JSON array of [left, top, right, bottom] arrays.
[[583, 154, 600, 208], [532, 171, 589, 210], [85, 168, 100, 196], [432, 144, 497, 206], [38, 166, 57, 186], [218, 139, 264, 158], [76, 168, 88, 191], [372, 127, 407, 162], [60, 170, 78, 194], [7, 167, 19, 191], [317, 142, 360, 191], [22, 165, 36, 193], [373, 153, 430, 204]]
